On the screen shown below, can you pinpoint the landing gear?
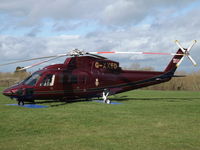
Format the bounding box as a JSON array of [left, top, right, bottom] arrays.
[[17, 99, 24, 106], [105, 99, 111, 104], [102, 89, 111, 104]]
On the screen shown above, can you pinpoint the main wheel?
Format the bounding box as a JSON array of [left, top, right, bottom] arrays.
[[106, 99, 111, 104]]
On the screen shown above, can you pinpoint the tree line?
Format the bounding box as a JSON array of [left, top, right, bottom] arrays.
[[0, 67, 30, 87], [144, 71, 200, 91]]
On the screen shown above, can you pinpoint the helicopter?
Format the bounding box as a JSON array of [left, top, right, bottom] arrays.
[[1, 40, 197, 105]]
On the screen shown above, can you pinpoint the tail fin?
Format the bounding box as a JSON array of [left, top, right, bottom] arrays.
[[164, 40, 197, 73], [164, 49, 184, 73]]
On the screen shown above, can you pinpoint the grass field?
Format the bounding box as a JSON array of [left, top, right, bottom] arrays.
[[0, 87, 200, 150]]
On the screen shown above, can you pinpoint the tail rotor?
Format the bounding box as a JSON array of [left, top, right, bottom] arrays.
[[175, 40, 197, 66]]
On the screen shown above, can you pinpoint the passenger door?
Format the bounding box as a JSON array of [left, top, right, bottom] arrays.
[[35, 73, 56, 99]]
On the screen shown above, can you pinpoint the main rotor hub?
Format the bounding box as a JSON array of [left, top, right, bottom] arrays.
[[69, 49, 86, 56]]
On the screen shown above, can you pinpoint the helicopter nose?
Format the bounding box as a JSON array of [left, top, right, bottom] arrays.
[[2, 88, 13, 96]]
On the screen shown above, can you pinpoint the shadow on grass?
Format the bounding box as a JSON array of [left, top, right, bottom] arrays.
[[22, 96, 199, 107], [110, 95, 199, 102], [30, 99, 91, 107]]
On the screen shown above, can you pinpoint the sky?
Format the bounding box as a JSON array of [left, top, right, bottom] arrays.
[[0, 0, 200, 72]]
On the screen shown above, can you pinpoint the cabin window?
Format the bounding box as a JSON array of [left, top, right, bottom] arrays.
[[40, 74, 55, 86], [24, 72, 41, 86]]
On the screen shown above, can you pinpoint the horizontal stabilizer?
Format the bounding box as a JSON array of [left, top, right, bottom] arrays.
[[172, 75, 186, 77]]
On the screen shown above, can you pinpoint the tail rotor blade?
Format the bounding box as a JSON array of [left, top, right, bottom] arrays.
[[187, 40, 197, 52], [175, 40, 185, 53], [176, 57, 185, 67], [187, 55, 197, 66], [175, 40, 197, 67]]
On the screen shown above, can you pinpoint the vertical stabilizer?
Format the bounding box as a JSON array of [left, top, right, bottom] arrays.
[[164, 49, 184, 73]]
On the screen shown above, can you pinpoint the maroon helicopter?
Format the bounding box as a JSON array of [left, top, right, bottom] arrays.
[[1, 40, 197, 105]]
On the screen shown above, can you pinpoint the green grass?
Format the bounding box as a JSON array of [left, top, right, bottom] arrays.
[[0, 87, 200, 150]]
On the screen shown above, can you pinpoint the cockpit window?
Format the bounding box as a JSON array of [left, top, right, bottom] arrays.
[[40, 74, 55, 86], [24, 72, 41, 86]]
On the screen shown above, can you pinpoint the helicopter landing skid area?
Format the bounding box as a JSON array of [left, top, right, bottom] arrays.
[[5, 100, 122, 108], [93, 100, 122, 105]]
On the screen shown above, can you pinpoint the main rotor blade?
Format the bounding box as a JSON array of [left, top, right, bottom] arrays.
[[89, 51, 184, 56], [19, 55, 66, 71], [0, 54, 67, 67], [86, 53, 107, 59]]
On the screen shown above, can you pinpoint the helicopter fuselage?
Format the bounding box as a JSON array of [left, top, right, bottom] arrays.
[[3, 55, 175, 102]]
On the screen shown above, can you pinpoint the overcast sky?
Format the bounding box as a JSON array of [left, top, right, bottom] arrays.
[[0, 0, 200, 72]]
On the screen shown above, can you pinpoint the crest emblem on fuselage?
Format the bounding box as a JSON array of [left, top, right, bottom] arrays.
[[173, 58, 180, 64], [95, 78, 99, 87]]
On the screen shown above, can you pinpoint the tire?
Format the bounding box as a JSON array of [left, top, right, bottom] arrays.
[[17, 99, 24, 106], [106, 99, 111, 104]]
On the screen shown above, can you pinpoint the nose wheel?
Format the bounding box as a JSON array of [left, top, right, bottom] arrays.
[[102, 89, 111, 104], [17, 99, 24, 106]]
